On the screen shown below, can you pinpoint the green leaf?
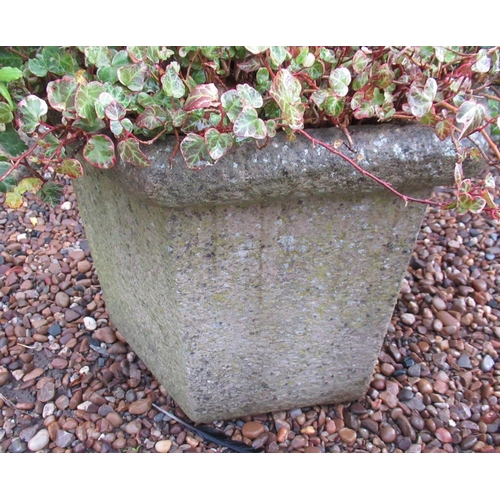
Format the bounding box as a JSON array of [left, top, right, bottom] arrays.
[[110, 120, 123, 137], [16, 176, 43, 194], [329, 67, 351, 97], [42, 47, 80, 76], [47, 77, 78, 112], [256, 68, 270, 85], [117, 63, 146, 91], [5, 190, 23, 208], [0, 67, 23, 83], [54, 158, 84, 178], [161, 63, 186, 98], [16, 95, 48, 133], [184, 83, 219, 111], [117, 138, 150, 168], [233, 106, 267, 139], [408, 77, 437, 118], [0, 123, 28, 157], [39, 181, 64, 206], [0, 47, 24, 68], [0, 82, 14, 109], [83, 134, 116, 169], [0, 160, 16, 192], [205, 128, 233, 161], [269, 69, 304, 130], [236, 84, 263, 108], [221, 90, 244, 122], [75, 81, 105, 119], [180, 133, 212, 169], [353, 100, 375, 119], [456, 100, 485, 140], [136, 105, 168, 130], [0, 102, 13, 124]]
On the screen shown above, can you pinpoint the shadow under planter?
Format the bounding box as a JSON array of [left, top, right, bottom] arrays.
[[73, 124, 484, 422]]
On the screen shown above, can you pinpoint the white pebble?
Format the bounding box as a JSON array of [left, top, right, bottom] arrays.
[[16, 233, 27, 242], [60, 201, 72, 210], [83, 317, 97, 331], [42, 402, 56, 418], [28, 429, 50, 452]]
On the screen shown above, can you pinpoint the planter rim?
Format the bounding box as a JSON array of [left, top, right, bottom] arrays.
[[84, 123, 484, 208]]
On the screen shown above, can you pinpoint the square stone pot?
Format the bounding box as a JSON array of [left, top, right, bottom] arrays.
[[73, 124, 483, 422]]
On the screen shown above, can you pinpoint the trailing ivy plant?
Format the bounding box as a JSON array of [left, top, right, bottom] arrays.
[[0, 46, 499, 216]]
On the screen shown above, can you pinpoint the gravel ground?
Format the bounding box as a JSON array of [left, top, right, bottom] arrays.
[[0, 177, 499, 453]]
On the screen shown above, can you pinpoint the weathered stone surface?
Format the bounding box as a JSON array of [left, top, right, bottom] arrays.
[[73, 125, 483, 422]]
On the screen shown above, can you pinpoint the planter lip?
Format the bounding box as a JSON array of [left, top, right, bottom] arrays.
[[89, 123, 485, 208]]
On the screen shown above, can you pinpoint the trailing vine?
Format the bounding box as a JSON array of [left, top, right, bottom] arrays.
[[0, 46, 499, 216]]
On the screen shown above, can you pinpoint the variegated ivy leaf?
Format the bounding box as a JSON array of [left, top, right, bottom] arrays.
[[408, 77, 437, 118], [47, 77, 78, 112], [233, 106, 267, 139], [456, 100, 485, 140], [457, 193, 486, 214], [75, 81, 105, 119], [205, 128, 234, 161], [269, 46, 287, 66], [83, 134, 116, 169], [110, 120, 123, 136], [324, 96, 344, 117], [117, 63, 146, 91], [221, 89, 243, 123], [266, 120, 277, 138], [236, 84, 263, 108], [180, 133, 212, 169], [329, 67, 351, 97], [269, 69, 304, 130], [136, 105, 168, 130], [105, 101, 126, 121], [117, 137, 150, 168], [16, 95, 48, 134], [472, 49, 491, 73], [84, 46, 114, 67], [484, 173, 495, 189], [352, 50, 371, 74], [54, 158, 84, 178], [245, 46, 269, 55], [161, 63, 186, 98], [435, 118, 453, 141], [184, 84, 219, 111]]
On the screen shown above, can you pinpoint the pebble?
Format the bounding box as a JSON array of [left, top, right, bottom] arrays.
[[83, 317, 97, 331], [128, 398, 152, 415], [242, 421, 265, 439], [379, 425, 397, 443], [94, 327, 117, 344], [28, 429, 50, 452], [155, 439, 173, 453], [338, 428, 357, 445], [480, 355, 495, 372]]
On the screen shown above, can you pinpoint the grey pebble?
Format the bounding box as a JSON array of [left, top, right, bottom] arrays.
[[457, 354, 473, 369], [407, 363, 422, 377], [480, 354, 495, 372], [8, 438, 26, 453]]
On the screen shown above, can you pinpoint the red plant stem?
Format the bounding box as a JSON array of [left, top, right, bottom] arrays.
[[297, 129, 443, 207]]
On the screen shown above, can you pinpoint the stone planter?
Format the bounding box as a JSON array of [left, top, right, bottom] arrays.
[[73, 124, 483, 422]]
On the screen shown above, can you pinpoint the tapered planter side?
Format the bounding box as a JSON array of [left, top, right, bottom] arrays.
[[73, 124, 483, 422]]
